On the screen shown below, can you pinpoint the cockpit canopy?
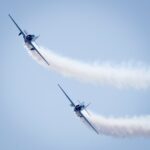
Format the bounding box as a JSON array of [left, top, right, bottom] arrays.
[[26, 34, 35, 41], [74, 104, 84, 111]]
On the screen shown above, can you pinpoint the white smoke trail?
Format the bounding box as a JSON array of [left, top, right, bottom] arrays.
[[25, 45, 150, 137], [25, 44, 150, 89], [83, 111, 150, 137]]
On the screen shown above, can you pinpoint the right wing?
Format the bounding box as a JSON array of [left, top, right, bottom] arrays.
[[58, 84, 76, 107], [30, 42, 50, 65], [80, 111, 99, 134], [9, 14, 26, 38]]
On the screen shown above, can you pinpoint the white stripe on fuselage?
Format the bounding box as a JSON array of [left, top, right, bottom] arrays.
[[25, 42, 34, 50], [25, 41, 39, 50], [75, 111, 82, 117]]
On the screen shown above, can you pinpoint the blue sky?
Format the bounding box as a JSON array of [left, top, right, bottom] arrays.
[[1, 0, 150, 150]]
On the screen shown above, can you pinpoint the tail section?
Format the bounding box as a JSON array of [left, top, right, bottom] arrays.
[[33, 35, 40, 41], [84, 102, 91, 116]]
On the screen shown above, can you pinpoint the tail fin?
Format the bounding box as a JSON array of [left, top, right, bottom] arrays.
[[84, 103, 91, 116], [85, 102, 91, 108], [33, 35, 40, 41]]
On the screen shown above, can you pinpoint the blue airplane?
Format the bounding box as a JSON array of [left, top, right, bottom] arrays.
[[9, 14, 49, 65], [58, 84, 99, 134]]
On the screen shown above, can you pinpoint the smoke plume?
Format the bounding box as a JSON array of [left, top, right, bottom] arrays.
[[25, 44, 150, 137], [83, 110, 150, 137], [26, 45, 150, 89]]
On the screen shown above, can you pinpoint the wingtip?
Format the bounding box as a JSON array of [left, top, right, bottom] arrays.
[[57, 84, 61, 88], [8, 13, 12, 17], [8, 14, 13, 19], [57, 84, 64, 92]]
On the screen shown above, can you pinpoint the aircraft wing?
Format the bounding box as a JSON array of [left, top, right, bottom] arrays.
[[30, 42, 50, 65], [58, 84, 76, 107], [80, 111, 99, 134], [8, 14, 26, 38]]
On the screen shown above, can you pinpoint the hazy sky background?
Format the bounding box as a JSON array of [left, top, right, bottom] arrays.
[[1, 0, 150, 150]]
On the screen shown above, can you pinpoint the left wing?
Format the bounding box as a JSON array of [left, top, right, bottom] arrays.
[[58, 84, 76, 107], [30, 42, 50, 65], [80, 111, 99, 134], [8, 14, 26, 38]]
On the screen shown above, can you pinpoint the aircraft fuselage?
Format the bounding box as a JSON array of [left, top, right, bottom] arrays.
[[25, 41, 36, 51], [74, 105, 85, 117], [9, 14, 50, 66]]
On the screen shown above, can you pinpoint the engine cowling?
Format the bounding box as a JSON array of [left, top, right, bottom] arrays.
[[26, 34, 35, 41]]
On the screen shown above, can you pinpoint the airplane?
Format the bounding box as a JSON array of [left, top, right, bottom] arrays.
[[58, 84, 99, 134], [8, 14, 50, 65]]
